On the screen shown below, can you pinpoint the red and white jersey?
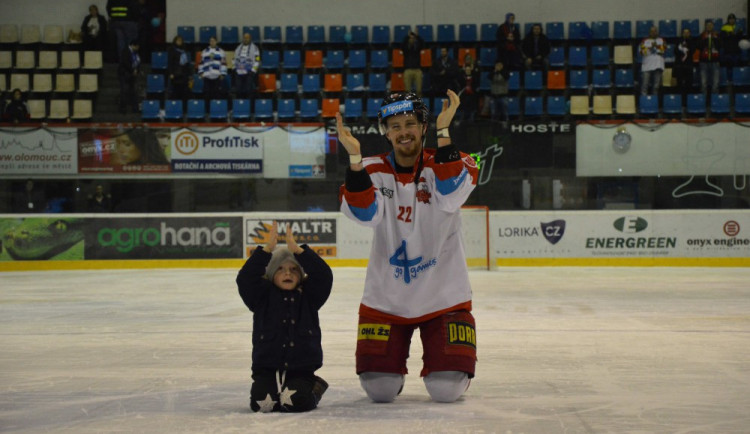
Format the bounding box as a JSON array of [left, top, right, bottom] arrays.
[[340, 149, 479, 324]]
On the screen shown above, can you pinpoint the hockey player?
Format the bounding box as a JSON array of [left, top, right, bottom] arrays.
[[237, 221, 333, 412], [336, 90, 479, 403]]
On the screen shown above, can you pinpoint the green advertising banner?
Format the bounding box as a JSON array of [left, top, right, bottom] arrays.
[[0, 217, 85, 261]]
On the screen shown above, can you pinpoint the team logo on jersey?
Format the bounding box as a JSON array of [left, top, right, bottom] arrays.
[[447, 321, 476, 349], [358, 323, 391, 341], [389, 240, 437, 284], [416, 178, 431, 204]]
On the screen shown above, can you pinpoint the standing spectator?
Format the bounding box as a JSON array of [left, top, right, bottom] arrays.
[[720, 13, 743, 82], [429, 47, 459, 97], [233, 33, 260, 99], [496, 13, 522, 71], [87, 185, 112, 212], [698, 20, 721, 96], [639, 26, 666, 96], [457, 54, 480, 122], [335, 90, 478, 404], [488, 61, 510, 125], [12, 179, 45, 213], [168, 35, 191, 101], [107, 0, 139, 62], [81, 4, 108, 51], [402, 30, 424, 96], [198, 36, 227, 104], [117, 40, 140, 114], [521, 24, 550, 71], [674, 28, 697, 104], [4, 89, 28, 124]]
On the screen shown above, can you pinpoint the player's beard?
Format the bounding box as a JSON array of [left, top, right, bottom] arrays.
[[392, 134, 422, 161]]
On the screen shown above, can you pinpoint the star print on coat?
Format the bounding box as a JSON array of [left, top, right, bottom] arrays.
[[279, 387, 297, 407], [256, 393, 277, 413]]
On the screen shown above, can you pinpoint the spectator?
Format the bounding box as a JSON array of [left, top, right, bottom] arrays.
[[521, 23, 550, 71], [4, 89, 28, 124], [136, 0, 155, 60], [237, 221, 332, 413], [496, 13, 522, 70], [12, 179, 45, 213], [107, 0, 139, 62], [639, 26, 666, 96], [457, 54, 480, 122], [402, 29, 425, 96], [429, 47, 459, 97], [117, 40, 140, 114], [87, 185, 112, 212], [198, 36, 227, 104], [720, 13, 743, 82], [698, 20, 721, 95], [488, 61, 510, 125], [167, 35, 192, 101], [81, 4, 108, 51], [233, 33, 260, 99], [674, 28, 697, 104]]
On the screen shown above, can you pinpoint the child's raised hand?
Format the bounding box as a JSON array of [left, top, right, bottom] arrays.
[[285, 225, 303, 254], [263, 221, 278, 253]]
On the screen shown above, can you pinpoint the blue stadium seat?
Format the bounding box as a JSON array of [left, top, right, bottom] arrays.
[[372, 25, 390, 45], [190, 74, 203, 94], [546, 22, 564, 42], [346, 73, 365, 91], [141, 100, 160, 120], [591, 45, 610, 66], [370, 50, 389, 69], [285, 25, 303, 45], [221, 26, 239, 45], [209, 99, 228, 119], [300, 98, 319, 119], [163, 100, 183, 121], [507, 96, 521, 116], [199, 26, 217, 44], [639, 95, 659, 115], [366, 97, 383, 118], [328, 25, 346, 44], [549, 46, 565, 67], [568, 46, 588, 68], [710, 93, 730, 115], [719, 66, 729, 87], [394, 25, 411, 43], [524, 96, 543, 116], [569, 69, 588, 90], [480, 23, 498, 42], [261, 50, 279, 70], [733, 66, 750, 87], [591, 21, 610, 40], [658, 20, 677, 39], [613, 21, 632, 40], [479, 73, 491, 92], [436, 24, 455, 44], [151, 52, 167, 70], [307, 25, 325, 44], [686, 93, 706, 115], [254, 99, 273, 120], [263, 26, 282, 43], [350, 25, 368, 44], [369, 73, 387, 93], [735, 93, 750, 115], [186, 99, 205, 119], [302, 73, 321, 93], [635, 20, 655, 39], [524, 70, 543, 90], [478, 47, 497, 67], [416, 25, 433, 43], [547, 96, 567, 116], [681, 19, 699, 36], [277, 98, 296, 120], [283, 50, 301, 70], [325, 50, 345, 70], [177, 26, 195, 44], [508, 71, 520, 91], [279, 73, 298, 93], [348, 49, 367, 70], [664, 44, 676, 63], [344, 98, 363, 119], [614, 68, 635, 89], [592, 69, 611, 89], [242, 26, 260, 42], [232, 99, 251, 120], [568, 21, 589, 41], [458, 24, 477, 43], [146, 74, 165, 94], [662, 94, 683, 115]]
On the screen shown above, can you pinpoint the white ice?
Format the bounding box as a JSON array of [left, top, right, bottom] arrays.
[[1, 267, 749, 433]]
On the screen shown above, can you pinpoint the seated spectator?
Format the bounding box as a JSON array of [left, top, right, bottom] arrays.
[[429, 47, 460, 97], [521, 24, 550, 71], [496, 13, 522, 71], [81, 4, 108, 51], [4, 89, 28, 124]]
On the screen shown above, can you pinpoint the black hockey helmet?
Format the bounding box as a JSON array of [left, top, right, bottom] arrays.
[[377, 92, 430, 135]]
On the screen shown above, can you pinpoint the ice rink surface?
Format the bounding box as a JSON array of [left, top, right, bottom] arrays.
[[1, 266, 749, 434]]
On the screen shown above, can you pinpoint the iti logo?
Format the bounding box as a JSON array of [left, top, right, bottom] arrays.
[[174, 131, 199, 155], [540, 220, 566, 245], [613, 216, 648, 233]]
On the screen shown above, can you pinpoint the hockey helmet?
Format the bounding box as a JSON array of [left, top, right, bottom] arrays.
[[377, 92, 430, 135]]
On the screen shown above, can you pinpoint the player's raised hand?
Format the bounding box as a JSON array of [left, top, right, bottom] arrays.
[[285, 224, 303, 254], [436, 89, 460, 130], [263, 221, 278, 253], [335, 112, 361, 156]]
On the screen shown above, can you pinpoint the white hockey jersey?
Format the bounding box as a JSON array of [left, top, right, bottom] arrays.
[[340, 148, 479, 324]]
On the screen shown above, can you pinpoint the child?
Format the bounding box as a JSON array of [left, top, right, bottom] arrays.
[[237, 221, 333, 413]]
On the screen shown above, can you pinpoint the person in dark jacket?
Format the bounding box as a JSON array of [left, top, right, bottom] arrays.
[[496, 12, 522, 70], [81, 4, 108, 51], [521, 23, 550, 71], [402, 30, 425, 96], [117, 40, 140, 113], [4, 89, 28, 124], [674, 28, 697, 104], [237, 221, 333, 413], [167, 35, 191, 101]]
